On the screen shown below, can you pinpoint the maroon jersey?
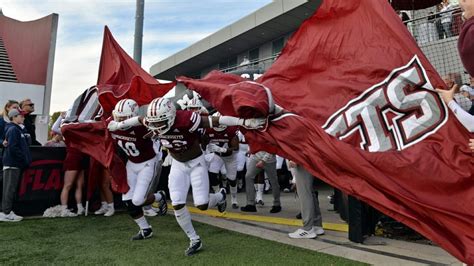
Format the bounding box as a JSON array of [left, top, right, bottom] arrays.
[[110, 124, 156, 163], [205, 126, 238, 149], [159, 110, 201, 154]]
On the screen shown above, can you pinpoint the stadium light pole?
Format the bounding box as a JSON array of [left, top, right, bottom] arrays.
[[134, 0, 144, 66]]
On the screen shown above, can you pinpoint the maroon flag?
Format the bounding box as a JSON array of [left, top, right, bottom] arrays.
[[97, 26, 175, 115], [179, 0, 474, 263]]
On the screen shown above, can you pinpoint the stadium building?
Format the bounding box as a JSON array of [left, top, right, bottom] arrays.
[[150, 0, 466, 84]]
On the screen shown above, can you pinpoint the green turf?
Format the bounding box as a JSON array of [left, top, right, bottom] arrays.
[[0, 213, 364, 265]]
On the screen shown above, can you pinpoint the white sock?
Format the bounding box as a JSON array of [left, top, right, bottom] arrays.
[[212, 185, 220, 193], [134, 216, 150, 229], [254, 184, 258, 191], [257, 184, 264, 192], [61, 205, 67, 211], [208, 192, 224, 208], [174, 207, 199, 241], [77, 204, 84, 211], [101, 201, 107, 207], [265, 179, 270, 187], [107, 203, 114, 210], [230, 185, 237, 196], [154, 192, 162, 202]]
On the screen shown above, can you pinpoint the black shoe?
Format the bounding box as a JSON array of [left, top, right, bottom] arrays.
[[131, 227, 153, 240], [240, 205, 257, 212], [270, 206, 282, 213], [157, 190, 168, 216], [217, 188, 227, 213], [329, 194, 335, 204], [185, 239, 202, 256], [232, 203, 239, 209], [257, 200, 264, 206], [296, 212, 302, 219]]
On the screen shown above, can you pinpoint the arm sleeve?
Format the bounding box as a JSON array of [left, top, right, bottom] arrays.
[[448, 100, 474, 132], [218, 116, 244, 127], [119, 116, 141, 129], [189, 112, 202, 133], [51, 116, 64, 135]]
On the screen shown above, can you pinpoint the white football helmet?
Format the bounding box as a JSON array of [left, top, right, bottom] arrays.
[[112, 99, 139, 122], [187, 97, 203, 113], [146, 97, 176, 134], [212, 111, 227, 132]]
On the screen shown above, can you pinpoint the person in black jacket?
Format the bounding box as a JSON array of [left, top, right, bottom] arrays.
[[0, 109, 32, 222], [19, 99, 41, 146]]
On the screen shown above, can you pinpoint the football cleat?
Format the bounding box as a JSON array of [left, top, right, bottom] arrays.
[[217, 188, 227, 213], [143, 208, 158, 217], [185, 239, 202, 256], [257, 200, 264, 206], [232, 203, 239, 209], [156, 190, 168, 216], [131, 227, 153, 241]]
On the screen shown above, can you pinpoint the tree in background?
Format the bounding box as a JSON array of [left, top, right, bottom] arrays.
[[48, 111, 61, 140]]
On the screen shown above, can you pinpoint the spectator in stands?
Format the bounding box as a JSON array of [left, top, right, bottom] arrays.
[[420, 12, 440, 44], [440, 0, 454, 38], [287, 161, 324, 239], [435, 4, 446, 39], [1, 100, 20, 150], [1, 100, 20, 143], [19, 99, 41, 145], [442, 73, 473, 112], [44, 132, 66, 147], [0, 108, 32, 222], [436, 85, 474, 130], [0, 100, 20, 194], [460, 83, 474, 100], [396, 10, 410, 25]]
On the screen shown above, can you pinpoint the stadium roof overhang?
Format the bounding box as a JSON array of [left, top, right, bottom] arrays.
[[150, 0, 322, 81]]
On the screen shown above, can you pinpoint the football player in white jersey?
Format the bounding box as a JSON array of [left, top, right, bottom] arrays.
[[203, 113, 240, 209], [235, 130, 248, 191], [107, 99, 167, 240], [145, 97, 265, 256]]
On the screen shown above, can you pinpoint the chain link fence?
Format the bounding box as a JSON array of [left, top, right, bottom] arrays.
[[403, 6, 469, 85]]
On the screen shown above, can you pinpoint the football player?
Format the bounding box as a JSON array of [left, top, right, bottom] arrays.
[[107, 99, 167, 240], [145, 97, 265, 256], [203, 112, 240, 209], [235, 130, 248, 191]]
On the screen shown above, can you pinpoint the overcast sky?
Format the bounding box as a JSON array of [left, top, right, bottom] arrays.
[[0, 0, 272, 113]]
